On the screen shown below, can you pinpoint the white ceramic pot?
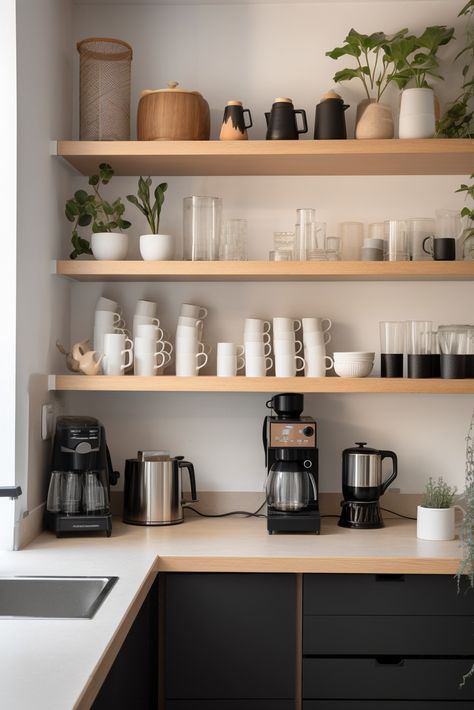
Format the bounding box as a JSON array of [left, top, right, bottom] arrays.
[[416, 504, 464, 541], [139, 234, 175, 261], [91, 232, 128, 260], [398, 88, 435, 139]]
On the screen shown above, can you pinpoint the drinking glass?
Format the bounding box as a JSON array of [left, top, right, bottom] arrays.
[[62, 472, 82, 514], [379, 321, 405, 377], [219, 218, 248, 260], [384, 220, 408, 261], [339, 222, 364, 260], [406, 218, 435, 261], [83, 471, 106, 514], [46, 471, 64, 513], [183, 196, 222, 260]]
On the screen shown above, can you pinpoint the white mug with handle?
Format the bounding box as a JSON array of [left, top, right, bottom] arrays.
[[102, 333, 133, 376]]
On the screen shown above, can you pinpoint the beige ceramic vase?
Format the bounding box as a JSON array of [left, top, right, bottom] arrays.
[[355, 99, 394, 139], [219, 101, 253, 140]]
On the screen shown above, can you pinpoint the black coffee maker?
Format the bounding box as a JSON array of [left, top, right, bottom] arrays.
[[45, 416, 119, 537], [263, 393, 320, 534]]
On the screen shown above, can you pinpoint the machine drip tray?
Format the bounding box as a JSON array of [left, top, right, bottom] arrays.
[[338, 500, 384, 529], [267, 508, 320, 534]]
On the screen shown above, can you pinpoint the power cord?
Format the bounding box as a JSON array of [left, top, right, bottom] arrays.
[[381, 506, 416, 521], [185, 499, 267, 519]]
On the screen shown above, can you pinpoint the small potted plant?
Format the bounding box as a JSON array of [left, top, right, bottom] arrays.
[[65, 163, 131, 260], [389, 25, 455, 138], [126, 178, 172, 260], [326, 28, 408, 139], [417, 476, 460, 540]]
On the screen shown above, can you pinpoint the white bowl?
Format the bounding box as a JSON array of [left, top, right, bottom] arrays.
[[91, 232, 128, 260], [333, 351, 375, 360], [333, 359, 374, 378], [139, 234, 174, 261]]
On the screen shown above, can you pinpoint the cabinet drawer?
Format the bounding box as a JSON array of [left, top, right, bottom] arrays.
[[166, 702, 294, 710], [303, 658, 474, 700], [303, 615, 473, 655], [304, 702, 473, 709], [304, 575, 474, 616]]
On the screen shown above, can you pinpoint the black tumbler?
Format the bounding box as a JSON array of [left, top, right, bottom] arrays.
[[381, 353, 403, 378], [407, 354, 433, 378], [440, 354, 466, 379]]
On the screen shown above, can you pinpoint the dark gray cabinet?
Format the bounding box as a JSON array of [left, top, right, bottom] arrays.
[[303, 574, 474, 706], [164, 572, 296, 709]]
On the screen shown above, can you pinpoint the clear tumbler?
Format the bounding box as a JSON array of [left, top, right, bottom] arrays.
[[183, 196, 222, 260]]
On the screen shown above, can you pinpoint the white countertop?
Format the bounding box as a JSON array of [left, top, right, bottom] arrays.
[[0, 515, 464, 710]]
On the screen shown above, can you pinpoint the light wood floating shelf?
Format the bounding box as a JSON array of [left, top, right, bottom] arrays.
[[49, 375, 474, 394], [54, 260, 474, 282], [56, 139, 473, 176]]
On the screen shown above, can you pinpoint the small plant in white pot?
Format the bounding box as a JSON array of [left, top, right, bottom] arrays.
[[126, 178, 173, 260], [417, 476, 460, 541], [65, 163, 131, 260], [389, 25, 455, 139]]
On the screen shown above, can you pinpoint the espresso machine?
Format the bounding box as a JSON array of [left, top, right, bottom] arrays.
[[338, 442, 398, 529], [45, 416, 119, 537], [263, 393, 320, 534]]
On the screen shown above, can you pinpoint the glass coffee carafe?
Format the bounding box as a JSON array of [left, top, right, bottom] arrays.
[[46, 469, 109, 516], [266, 451, 317, 512]]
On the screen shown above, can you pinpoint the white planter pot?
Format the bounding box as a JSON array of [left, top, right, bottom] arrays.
[[398, 88, 435, 139], [416, 504, 464, 541], [91, 232, 128, 260], [139, 233, 175, 261]]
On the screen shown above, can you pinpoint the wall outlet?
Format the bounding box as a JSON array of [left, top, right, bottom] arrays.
[[41, 404, 54, 441]]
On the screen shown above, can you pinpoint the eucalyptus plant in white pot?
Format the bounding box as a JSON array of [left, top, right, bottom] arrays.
[[126, 178, 172, 260]]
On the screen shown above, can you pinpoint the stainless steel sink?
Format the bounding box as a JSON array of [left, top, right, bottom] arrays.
[[0, 576, 118, 619]]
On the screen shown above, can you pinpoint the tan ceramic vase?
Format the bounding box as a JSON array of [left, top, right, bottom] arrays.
[[355, 99, 394, 139], [219, 101, 253, 140]]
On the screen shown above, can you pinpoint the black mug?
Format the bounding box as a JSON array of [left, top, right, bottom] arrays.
[[219, 101, 253, 140], [265, 98, 308, 140], [422, 235, 456, 261], [314, 96, 349, 139]]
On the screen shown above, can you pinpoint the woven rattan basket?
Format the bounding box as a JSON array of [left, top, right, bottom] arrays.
[[77, 37, 132, 140]]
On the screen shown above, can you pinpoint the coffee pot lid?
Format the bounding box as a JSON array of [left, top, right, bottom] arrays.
[[343, 442, 379, 455], [274, 97, 293, 104], [226, 100, 243, 106], [140, 81, 205, 99], [320, 89, 343, 102]]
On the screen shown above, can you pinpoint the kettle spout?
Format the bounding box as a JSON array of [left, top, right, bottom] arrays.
[[343, 104, 350, 111]]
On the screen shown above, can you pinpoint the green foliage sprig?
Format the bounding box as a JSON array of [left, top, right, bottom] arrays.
[[126, 178, 168, 234], [458, 411, 474, 686], [437, 0, 474, 138], [326, 28, 408, 102], [422, 476, 457, 508], [456, 174, 474, 248], [388, 25, 455, 89], [65, 163, 131, 259]]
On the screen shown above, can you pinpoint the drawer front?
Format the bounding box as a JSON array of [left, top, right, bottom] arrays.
[[304, 575, 474, 616], [303, 658, 474, 700], [303, 615, 474, 655], [304, 702, 473, 709], [166, 702, 294, 710]]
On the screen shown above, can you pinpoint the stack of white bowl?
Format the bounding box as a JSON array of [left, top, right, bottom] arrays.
[[175, 303, 209, 376], [244, 318, 273, 377], [93, 296, 128, 374], [133, 300, 173, 375], [302, 317, 334, 377], [272, 317, 305, 377], [333, 351, 375, 378]]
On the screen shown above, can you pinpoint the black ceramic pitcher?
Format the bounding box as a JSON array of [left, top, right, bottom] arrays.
[[265, 98, 308, 140], [314, 90, 349, 139]]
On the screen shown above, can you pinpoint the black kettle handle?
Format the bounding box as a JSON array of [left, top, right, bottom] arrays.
[[179, 460, 197, 501], [295, 109, 308, 135], [380, 450, 398, 494], [243, 108, 253, 129]]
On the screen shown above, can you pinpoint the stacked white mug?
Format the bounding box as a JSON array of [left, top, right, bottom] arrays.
[[102, 333, 133, 376], [93, 296, 127, 373], [244, 318, 273, 376], [216, 343, 245, 376], [175, 303, 209, 376], [134, 324, 172, 376], [302, 317, 333, 377], [273, 317, 305, 377], [132, 299, 161, 340]]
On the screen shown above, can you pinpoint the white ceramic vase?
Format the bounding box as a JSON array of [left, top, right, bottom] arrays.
[[139, 234, 175, 261], [416, 504, 464, 541], [398, 88, 435, 139], [91, 232, 128, 260], [355, 100, 394, 139]]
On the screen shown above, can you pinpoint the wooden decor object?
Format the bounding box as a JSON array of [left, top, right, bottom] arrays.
[[137, 81, 210, 141]]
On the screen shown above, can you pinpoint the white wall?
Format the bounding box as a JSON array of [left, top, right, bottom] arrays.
[[15, 0, 73, 547], [63, 1, 474, 498]]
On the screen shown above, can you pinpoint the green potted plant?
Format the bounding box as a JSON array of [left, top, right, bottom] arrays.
[[126, 178, 173, 260], [326, 28, 408, 139], [437, 0, 474, 138], [388, 25, 455, 138], [417, 476, 460, 540], [65, 163, 131, 260], [456, 174, 474, 259]]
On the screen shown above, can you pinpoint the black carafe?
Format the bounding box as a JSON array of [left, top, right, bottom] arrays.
[[314, 90, 349, 139], [265, 98, 308, 140]]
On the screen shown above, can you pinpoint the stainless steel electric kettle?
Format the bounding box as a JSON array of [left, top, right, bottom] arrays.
[[123, 452, 197, 525]]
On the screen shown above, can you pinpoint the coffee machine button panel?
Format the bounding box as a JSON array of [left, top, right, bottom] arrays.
[[270, 422, 317, 447]]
